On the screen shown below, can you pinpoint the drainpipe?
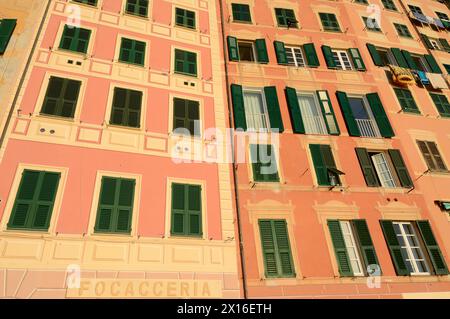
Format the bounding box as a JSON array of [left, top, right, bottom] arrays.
[[218, 0, 248, 299], [0, 0, 52, 150]]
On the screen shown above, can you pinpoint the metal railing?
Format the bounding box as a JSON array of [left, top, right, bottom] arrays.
[[356, 118, 379, 137]]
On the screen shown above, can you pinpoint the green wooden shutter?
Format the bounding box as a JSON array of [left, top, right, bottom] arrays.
[[348, 48, 366, 71], [388, 149, 413, 188], [274, 41, 287, 65], [439, 38, 450, 52], [264, 86, 284, 133], [32, 172, 60, 230], [321, 45, 336, 68], [336, 91, 361, 137], [366, 43, 383, 66], [430, 93, 450, 117], [316, 90, 340, 135], [0, 19, 17, 54], [401, 50, 418, 70], [171, 183, 186, 235], [327, 220, 353, 277], [110, 88, 142, 128], [303, 43, 320, 67], [355, 148, 380, 187], [95, 177, 116, 232], [310, 144, 332, 186], [352, 219, 380, 271], [187, 184, 202, 236], [424, 54, 442, 74], [380, 220, 409, 275], [41, 77, 81, 118], [259, 220, 279, 277], [230, 84, 247, 131], [59, 25, 91, 54], [366, 93, 394, 138], [116, 179, 135, 233], [420, 34, 434, 49], [250, 144, 280, 182], [285, 87, 305, 134], [255, 39, 269, 63], [390, 48, 408, 68], [273, 220, 295, 277], [416, 221, 448, 275], [227, 36, 239, 61]]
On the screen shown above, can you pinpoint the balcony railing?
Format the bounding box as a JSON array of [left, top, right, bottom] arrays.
[[304, 115, 327, 135], [355, 118, 379, 137]]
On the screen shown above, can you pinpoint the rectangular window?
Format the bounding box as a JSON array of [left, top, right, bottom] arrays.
[[243, 89, 269, 131], [173, 98, 200, 136], [119, 38, 146, 66], [250, 144, 280, 182], [348, 96, 380, 137], [125, 0, 149, 17], [436, 12, 450, 21], [258, 219, 295, 278], [297, 92, 327, 134], [275, 8, 297, 28], [319, 13, 341, 32], [331, 49, 353, 70], [410, 54, 429, 72], [94, 177, 135, 234], [59, 25, 91, 54], [394, 88, 420, 113], [362, 16, 381, 32], [237, 41, 255, 62], [7, 170, 61, 231], [174, 49, 197, 76], [376, 47, 396, 66], [381, 0, 397, 11], [171, 183, 202, 237], [370, 152, 397, 188], [417, 141, 447, 172], [0, 19, 17, 54], [285, 46, 306, 67], [73, 0, 97, 6], [110, 87, 143, 128], [175, 8, 196, 29], [394, 23, 413, 38], [41, 76, 81, 118], [310, 144, 343, 186], [339, 221, 365, 276], [232, 3, 251, 22], [408, 5, 423, 15], [430, 93, 450, 117]]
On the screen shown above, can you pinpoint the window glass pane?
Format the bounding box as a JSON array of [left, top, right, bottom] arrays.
[[243, 91, 267, 131]]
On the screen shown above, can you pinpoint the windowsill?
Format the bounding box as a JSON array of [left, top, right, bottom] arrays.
[[57, 48, 89, 57], [36, 113, 77, 123], [92, 231, 132, 237], [168, 235, 204, 240], [174, 24, 197, 32], [316, 185, 345, 191], [122, 12, 149, 21], [105, 123, 142, 131], [70, 1, 97, 9], [401, 109, 422, 115], [426, 170, 450, 177], [321, 29, 343, 33], [232, 20, 253, 25], [169, 132, 203, 141], [4, 228, 50, 234], [173, 71, 198, 78], [116, 60, 146, 69]]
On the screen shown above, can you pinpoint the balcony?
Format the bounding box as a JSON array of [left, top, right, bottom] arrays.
[[355, 118, 380, 138]]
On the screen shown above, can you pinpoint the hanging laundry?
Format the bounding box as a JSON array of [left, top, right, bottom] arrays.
[[427, 73, 449, 89], [412, 70, 430, 85], [389, 65, 415, 85]]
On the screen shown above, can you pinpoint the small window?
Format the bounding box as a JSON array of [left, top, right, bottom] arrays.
[[310, 144, 344, 186], [381, 0, 397, 11], [430, 93, 450, 117], [436, 12, 450, 21], [119, 38, 146, 66], [171, 183, 202, 237], [362, 17, 381, 32], [72, 0, 97, 6], [417, 141, 447, 172], [408, 5, 423, 15], [59, 25, 91, 54], [410, 54, 429, 72], [319, 13, 341, 32], [237, 41, 255, 62], [243, 89, 269, 131], [376, 47, 397, 66], [110, 87, 143, 128], [250, 144, 280, 183], [41, 76, 81, 118], [348, 96, 381, 137], [285, 46, 306, 67], [275, 8, 297, 28], [394, 23, 413, 38], [175, 8, 196, 29], [125, 0, 149, 17], [331, 49, 353, 70], [369, 151, 397, 188], [174, 49, 197, 77], [173, 98, 200, 136], [394, 88, 420, 113], [297, 92, 327, 134], [231, 3, 251, 23]]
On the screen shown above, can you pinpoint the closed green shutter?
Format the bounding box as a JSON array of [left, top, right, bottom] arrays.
[[8, 170, 60, 231], [355, 148, 380, 187], [59, 25, 91, 54], [366, 93, 394, 138], [255, 39, 269, 63], [439, 38, 450, 52], [171, 183, 202, 237], [366, 43, 384, 66], [348, 48, 366, 71], [390, 48, 408, 68], [231, 3, 251, 22], [285, 87, 305, 134], [380, 220, 409, 275], [173, 98, 200, 136], [310, 144, 338, 186], [174, 49, 197, 76], [274, 41, 287, 64], [416, 221, 449, 275], [0, 19, 17, 54], [394, 88, 420, 114], [303, 43, 320, 67], [175, 8, 196, 29], [401, 50, 418, 70], [388, 149, 413, 188], [352, 219, 380, 271], [119, 38, 146, 66], [424, 54, 442, 74], [250, 144, 280, 182], [41, 77, 81, 118], [227, 36, 239, 61], [420, 34, 434, 50], [316, 90, 340, 135], [430, 93, 450, 117], [264, 86, 284, 133], [322, 45, 336, 68], [327, 220, 353, 277], [230, 84, 247, 131], [126, 0, 149, 17], [336, 91, 361, 137], [110, 87, 142, 128]]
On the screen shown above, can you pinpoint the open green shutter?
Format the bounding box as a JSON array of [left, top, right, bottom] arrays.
[[227, 36, 239, 61], [388, 149, 413, 188], [380, 220, 410, 275], [316, 90, 340, 135], [321, 45, 336, 68], [327, 220, 353, 277], [366, 93, 394, 138], [230, 84, 247, 131], [259, 220, 279, 277], [352, 219, 381, 272], [310, 144, 328, 186], [255, 39, 269, 63], [336, 91, 361, 137], [366, 43, 383, 66], [274, 41, 287, 64], [303, 43, 320, 67], [0, 19, 17, 54], [32, 172, 60, 230], [439, 38, 450, 52], [264, 86, 284, 133], [416, 221, 449, 275], [285, 87, 305, 134], [424, 54, 442, 74], [355, 148, 380, 187], [401, 50, 418, 70], [420, 34, 434, 50], [348, 48, 366, 71], [390, 48, 408, 68], [273, 220, 295, 277]]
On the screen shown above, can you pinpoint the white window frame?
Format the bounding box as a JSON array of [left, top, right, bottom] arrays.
[[331, 49, 353, 70], [296, 91, 327, 135], [237, 40, 256, 62], [339, 221, 365, 277], [285, 45, 306, 67], [243, 88, 270, 132], [370, 152, 397, 188]]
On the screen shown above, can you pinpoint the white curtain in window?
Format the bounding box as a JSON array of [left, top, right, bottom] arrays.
[[244, 92, 267, 131], [298, 94, 326, 134]]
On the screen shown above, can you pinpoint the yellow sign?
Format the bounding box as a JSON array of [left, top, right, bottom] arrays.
[[66, 279, 222, 298]]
